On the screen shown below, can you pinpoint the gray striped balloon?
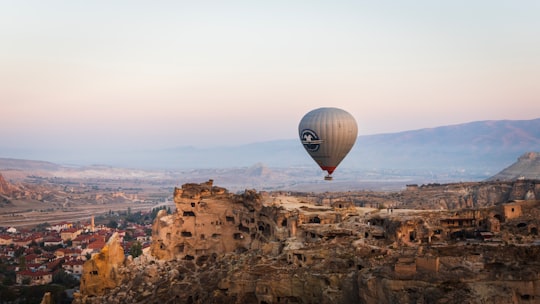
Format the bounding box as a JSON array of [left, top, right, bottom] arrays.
[[298, 107, 358, 179]]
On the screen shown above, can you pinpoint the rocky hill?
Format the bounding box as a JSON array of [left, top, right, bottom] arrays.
[[0, 157, 60, 172], [488, 152, 540, 181], [74, 180, 540, 304]]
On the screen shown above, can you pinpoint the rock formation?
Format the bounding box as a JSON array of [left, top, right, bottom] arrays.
[[0, 173, 16, 206], [78, 232, 126, 298], [40, 292, 53, 304], [75, 180, 540, 304], [0, 172, 16, 196]]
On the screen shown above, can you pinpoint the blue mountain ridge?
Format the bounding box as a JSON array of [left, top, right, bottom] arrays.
[[2, 118, 539, 176]]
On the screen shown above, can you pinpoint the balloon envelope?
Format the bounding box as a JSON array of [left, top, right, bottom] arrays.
[[298, 107, 358, 178]]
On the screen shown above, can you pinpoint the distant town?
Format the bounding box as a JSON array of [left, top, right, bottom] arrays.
[[0, 206, 169, 303]]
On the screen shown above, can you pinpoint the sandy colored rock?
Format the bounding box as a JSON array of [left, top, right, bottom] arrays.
[[78, 232, 126, 297]]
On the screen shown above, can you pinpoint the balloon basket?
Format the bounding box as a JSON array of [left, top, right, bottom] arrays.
[[324, 175, 333, 181]]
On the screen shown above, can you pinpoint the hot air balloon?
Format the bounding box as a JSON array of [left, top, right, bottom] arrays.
[[298, 107, 358, 180]]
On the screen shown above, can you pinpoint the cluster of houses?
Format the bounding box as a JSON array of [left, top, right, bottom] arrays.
[[0, 217, 151, 286]]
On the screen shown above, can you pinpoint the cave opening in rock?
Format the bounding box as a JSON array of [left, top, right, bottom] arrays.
[[238, 224, 250, 233], [176, 244, 184, 253], [309, 216, 321, 224]]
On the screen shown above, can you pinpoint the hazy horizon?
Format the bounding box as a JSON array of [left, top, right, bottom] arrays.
[[2, 1, 539, 159]]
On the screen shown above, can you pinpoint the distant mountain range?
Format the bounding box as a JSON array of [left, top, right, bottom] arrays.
[[149, 118, 540, 176], [356, 118, 540, 173], [1, 118, 539, 183]]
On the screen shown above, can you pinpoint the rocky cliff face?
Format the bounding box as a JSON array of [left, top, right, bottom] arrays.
[[75, 181, 540, 304]]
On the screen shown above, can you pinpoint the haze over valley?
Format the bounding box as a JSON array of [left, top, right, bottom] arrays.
[[1, 118, 539, 193]]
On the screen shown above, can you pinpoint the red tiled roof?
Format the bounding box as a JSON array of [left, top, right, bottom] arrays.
[[88, 241, 106, 250], [43, 236, 63, 241], [17, 270, 52, 277], [61, 228, 79, 233], [63, 260, 85, 266], [56, 248, 82, 254]]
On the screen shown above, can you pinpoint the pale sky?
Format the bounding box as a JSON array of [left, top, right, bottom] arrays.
[[1, 1, 539, 154]]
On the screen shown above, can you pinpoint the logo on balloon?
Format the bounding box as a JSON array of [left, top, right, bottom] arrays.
[[301, 129, 324, 152]]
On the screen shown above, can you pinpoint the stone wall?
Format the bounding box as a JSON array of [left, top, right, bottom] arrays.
[[416, 256, 439, 273]]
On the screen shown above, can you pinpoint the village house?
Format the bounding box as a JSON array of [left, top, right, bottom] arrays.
[[49, 221, 73, 232], [62, 259, 85, 275], [44, 258, 63, 273], [54, 247, 82, 260], [0, 234, 13, 245], [13, 236, 33, 247], [16, 270, 53, 285], [60, 227, 82, 242], [29, 232, 45, 244], [26, 263, 45, 272], [134, 231, 151, 243], [43, 235, 64, 247], [24, 253, 43, 265], [72, 234, 94, 248], [4, 247, 16, 258]]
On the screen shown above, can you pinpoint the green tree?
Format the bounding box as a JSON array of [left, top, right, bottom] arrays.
[[18, 256, 26, 270], [107, 219, 118, 229], [2, 275, 15, 286], [129, 241, 143, 258], [53, 269, 79, 288], [14, 247, 26, 257], [0, 284, 18, 302]]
